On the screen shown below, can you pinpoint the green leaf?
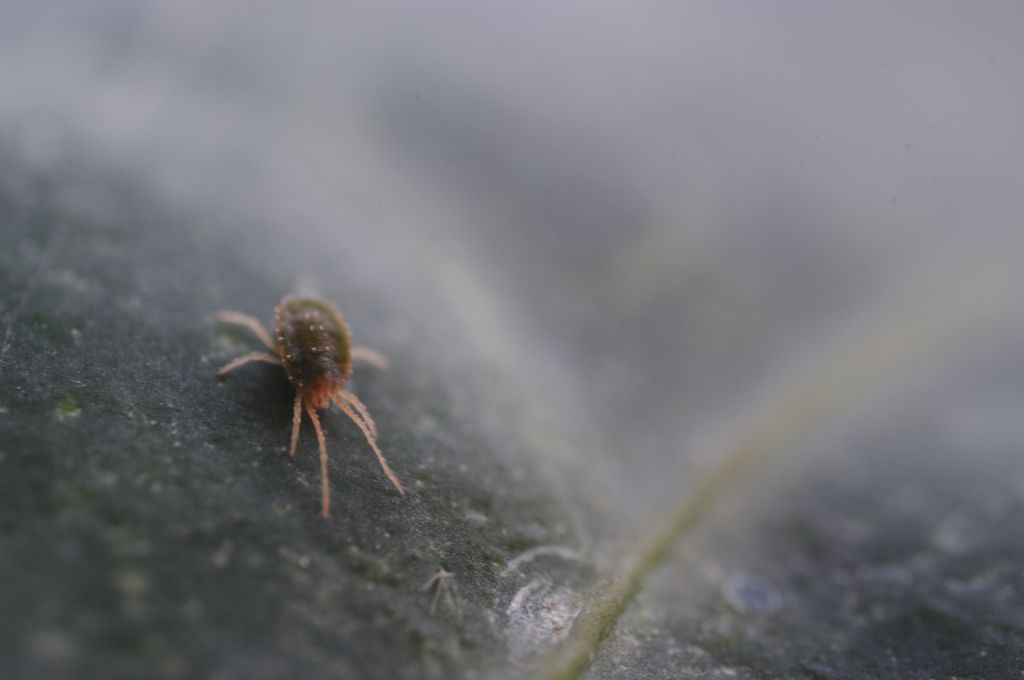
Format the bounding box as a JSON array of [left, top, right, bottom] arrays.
[[3, 6, 1023, 679]]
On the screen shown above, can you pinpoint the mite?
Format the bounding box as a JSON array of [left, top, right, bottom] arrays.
[[216, 295, 403, 516]]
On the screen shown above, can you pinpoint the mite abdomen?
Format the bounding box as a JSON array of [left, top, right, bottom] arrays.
[[275, 296, 352, 407]]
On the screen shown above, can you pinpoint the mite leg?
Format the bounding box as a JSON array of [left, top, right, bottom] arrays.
[[351, 346, 390, 370], [217, 352, 281, 376], [336, 389, 377, 437], [289, 393, 303, 457], [217, 311, 276, 350], [333, 396, 404, 495], [304, 403, 332, 517], [422, 569, 445, 613], [430, 579, 444, 615], [331, 393, 376, 445]]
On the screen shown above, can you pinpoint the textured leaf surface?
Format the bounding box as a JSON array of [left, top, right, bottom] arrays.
[[2, 3, 1023, 679]]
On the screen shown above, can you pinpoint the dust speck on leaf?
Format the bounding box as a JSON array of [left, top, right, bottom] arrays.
[[504, 578, 582, 660], [54, 394, 81, 421], [721, 572, 783, 615]]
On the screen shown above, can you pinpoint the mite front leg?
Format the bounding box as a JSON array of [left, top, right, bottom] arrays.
[[217, 311, 277, 351], [289, 394, 303, 457], [217, 352, 281, 376], [334, 396, 404, 495], [336, 389, 378, 437], [304, 403, 331, 517]]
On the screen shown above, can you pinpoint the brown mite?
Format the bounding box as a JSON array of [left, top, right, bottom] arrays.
[[216, 295, 403, 516]]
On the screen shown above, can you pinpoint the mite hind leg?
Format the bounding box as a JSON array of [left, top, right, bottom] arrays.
[[351, 346, 390, 370], [217, 352, 281, 376], [217, 311, 276, 350]]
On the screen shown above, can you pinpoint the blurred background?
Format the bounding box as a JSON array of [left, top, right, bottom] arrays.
[[2, 1, 1024, 678]]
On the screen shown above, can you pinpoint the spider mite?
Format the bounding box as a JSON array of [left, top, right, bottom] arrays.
[[216, 295, 403, 516]]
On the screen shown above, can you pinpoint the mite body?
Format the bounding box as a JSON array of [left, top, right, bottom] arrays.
[[275, 297, 351, 410], [217, 295, 402, 516]]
